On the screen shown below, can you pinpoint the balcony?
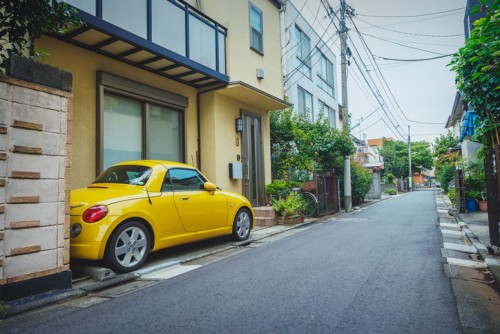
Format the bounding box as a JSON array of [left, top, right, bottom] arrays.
[[54, 0, 228, 88]]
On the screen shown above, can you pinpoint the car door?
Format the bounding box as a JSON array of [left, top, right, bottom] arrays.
[[169, 168, 228, 232]]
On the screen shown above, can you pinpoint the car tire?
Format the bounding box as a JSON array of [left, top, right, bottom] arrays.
[[232, 208, 252, 241], [105, 221, 151, 273]]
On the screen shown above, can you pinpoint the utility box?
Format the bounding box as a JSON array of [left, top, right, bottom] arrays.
[[229, 162, 243, 179]]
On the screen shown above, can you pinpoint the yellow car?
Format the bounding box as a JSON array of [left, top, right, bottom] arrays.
[[70, 160, 254, 273]]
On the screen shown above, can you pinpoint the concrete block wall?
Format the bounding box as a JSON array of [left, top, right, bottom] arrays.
[[0, 75, 72, 291]]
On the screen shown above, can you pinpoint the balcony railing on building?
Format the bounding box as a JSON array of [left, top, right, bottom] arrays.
[[56, 0, 228, 88]]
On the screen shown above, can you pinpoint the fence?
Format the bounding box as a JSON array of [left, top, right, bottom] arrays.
[[485, 145, 500, 248], [302, 170, 339, 216]]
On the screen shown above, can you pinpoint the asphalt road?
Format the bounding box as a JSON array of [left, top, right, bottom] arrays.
[[2, 190, 462, 333]]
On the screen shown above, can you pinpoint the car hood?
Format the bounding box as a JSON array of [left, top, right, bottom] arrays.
[[70, 185, 149, 215]]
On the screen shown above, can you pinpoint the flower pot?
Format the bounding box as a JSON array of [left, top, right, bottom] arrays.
[[478, 200, 488, 211], [466, 198, 477, 212], [277, 215, 301, 225]]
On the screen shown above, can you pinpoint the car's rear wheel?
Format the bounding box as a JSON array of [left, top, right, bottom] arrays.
[[105, 221, 150, 273], [232, 208, 251, 241]]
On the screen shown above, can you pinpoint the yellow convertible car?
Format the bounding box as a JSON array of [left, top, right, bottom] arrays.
[[70, 160, 254, 272]]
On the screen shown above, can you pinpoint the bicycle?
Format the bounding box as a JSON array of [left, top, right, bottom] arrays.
[[290, 188, 318, 218]]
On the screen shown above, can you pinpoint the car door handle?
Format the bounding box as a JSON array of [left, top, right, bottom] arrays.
[[181, 197, 190, 201]]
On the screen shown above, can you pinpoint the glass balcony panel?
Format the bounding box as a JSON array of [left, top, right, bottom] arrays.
[[218, 31, 226, 74], [63, 0, 96, 15], [189, 15, 216, 70], [103, 0, 147, 39], [152, 0, 186, 56]]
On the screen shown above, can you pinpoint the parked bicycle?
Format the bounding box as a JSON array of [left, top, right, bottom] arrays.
[[270, 187, 318, 218]]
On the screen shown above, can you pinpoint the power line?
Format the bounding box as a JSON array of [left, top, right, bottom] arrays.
[[360, 32, 455, 56], [375, 54, 454, 61], [355, 16, 464, 37], [355, 7, 465, 18]]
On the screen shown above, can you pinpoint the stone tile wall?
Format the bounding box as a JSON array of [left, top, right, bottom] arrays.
[[0, 75, 71, 287]]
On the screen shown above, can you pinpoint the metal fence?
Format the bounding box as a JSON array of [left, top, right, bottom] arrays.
[[302, 170, 339, 216]]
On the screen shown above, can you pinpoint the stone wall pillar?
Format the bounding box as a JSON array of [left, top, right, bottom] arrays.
[[0, 56, 72, 301]]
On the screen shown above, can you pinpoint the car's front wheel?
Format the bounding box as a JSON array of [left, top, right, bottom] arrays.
[[105, 221, 151, 273], [232, 208, 252, 241]]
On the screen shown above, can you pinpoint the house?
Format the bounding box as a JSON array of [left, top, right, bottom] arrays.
[[446, 92, 482, 161], [281, 0, 340, 128], [1, 0, 288, 300]]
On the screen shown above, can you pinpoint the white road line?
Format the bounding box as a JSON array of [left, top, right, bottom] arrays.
[[141, 264, 202, 280]]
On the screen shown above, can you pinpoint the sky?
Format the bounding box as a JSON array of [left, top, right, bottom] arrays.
[[289, 0, 467, 145]]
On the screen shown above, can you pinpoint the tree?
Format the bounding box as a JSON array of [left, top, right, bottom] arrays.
[[270, 107, 354, 182], [379, 139, 433, 179], [449, 0, 500, 146], [433, 132, 460, 194], [0, 0, 81, 68]]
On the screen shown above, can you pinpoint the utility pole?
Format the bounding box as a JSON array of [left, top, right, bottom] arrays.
[[340, 0, 352, 212], [408, 124, 412, 191]]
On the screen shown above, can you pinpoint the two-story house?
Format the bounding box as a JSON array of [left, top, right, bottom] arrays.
[[1, 0, 288, 300]]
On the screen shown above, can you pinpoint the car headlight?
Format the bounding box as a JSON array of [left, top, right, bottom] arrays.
[[82, 205, 108, 223]]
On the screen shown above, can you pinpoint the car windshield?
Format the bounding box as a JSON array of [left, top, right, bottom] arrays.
[[94, 165, 153, 186]]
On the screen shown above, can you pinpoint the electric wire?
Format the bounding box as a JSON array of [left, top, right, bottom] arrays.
[[355, 7, 465, 18], [355, 16, 464, 37]]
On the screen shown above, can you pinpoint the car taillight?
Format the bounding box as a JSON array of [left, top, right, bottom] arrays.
[[83, 205, 108, 223]]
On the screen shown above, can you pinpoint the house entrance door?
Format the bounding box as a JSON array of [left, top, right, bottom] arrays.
[[242, 113, 265, 207]]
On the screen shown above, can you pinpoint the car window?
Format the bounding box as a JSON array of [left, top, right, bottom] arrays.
[[94, 165, 152, 185], [161, 172, 173, 192], [169, 168, 206, 191]]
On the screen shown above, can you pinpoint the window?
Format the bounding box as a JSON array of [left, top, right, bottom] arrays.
[[98, 72, 187, 172], [317, 52, 334, 96], [250, 4, 263, 53], [297, 87, 313, 120], [319, 100, 337, 128], [169, 169, 207, 191], [94, 165, 152, 185], [295, 26, 311, 78]]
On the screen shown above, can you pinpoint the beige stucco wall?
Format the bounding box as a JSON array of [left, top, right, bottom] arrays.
[[186, 0, 284, 98], [200, 91, 271, 194], [36, 36, 199, 189]]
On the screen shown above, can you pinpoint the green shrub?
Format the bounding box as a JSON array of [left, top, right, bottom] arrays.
[[448, 188, 456, 207], [384, 188, 397, 195], [272, 192, 302, 217]]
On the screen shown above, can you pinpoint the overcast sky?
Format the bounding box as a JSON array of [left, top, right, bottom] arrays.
[[289, 0, 467, 144]]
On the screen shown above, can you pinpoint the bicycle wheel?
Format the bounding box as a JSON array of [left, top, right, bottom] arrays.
[[300, 192, 318, 217]]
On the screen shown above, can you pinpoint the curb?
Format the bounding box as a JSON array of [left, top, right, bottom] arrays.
[[441, 193, 500, 284]]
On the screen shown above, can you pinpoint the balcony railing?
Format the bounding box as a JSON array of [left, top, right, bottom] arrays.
[[56, 0, 228, 88]]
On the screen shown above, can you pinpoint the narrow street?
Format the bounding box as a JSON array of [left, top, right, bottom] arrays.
[[2, 191, 463, 333]]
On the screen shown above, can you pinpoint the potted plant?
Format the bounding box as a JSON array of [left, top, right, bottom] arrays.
[[272, 192, 302, 225]]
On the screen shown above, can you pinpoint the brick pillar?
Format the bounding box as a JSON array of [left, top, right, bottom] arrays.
[[0, 55, 73, 301]]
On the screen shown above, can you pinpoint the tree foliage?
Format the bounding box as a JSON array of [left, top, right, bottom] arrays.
[[270, 108, 354, 182], [0, 0, 81, 67], [433, 131, 460, 181], [449, 0, 500, 146], [379, 139, 433, 179]]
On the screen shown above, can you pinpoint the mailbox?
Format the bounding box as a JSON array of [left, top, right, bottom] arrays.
[[229, 162, 242, 179]]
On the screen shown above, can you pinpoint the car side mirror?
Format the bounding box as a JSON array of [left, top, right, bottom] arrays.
[[204, 182, 217, 193]]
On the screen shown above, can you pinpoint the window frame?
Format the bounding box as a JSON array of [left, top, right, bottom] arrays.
[[318, 99, 336, 128], [297, 86, 313, 121], [295, 25, 312, 79], [317, 51, 335, 96], [97, 71, 188, 175], [249, 2, 264, 54]]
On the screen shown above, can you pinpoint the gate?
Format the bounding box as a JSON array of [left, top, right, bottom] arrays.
[[302, 170, 339, 216], [485, 145, 500, 248]]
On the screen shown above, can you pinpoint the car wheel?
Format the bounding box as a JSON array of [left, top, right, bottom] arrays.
[[232, 208, 251, 241], [105, 221, 150, 273]]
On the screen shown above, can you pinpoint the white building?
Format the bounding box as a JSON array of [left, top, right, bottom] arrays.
[[281, 1, 339, 128]]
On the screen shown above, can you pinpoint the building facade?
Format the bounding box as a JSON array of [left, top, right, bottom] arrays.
[[1, 0, 289, 300], [37, 0, 288, 207], [281, 1, 339, 128]]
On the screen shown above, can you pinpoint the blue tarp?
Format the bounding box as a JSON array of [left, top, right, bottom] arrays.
[[460, 110, 476, 141]]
